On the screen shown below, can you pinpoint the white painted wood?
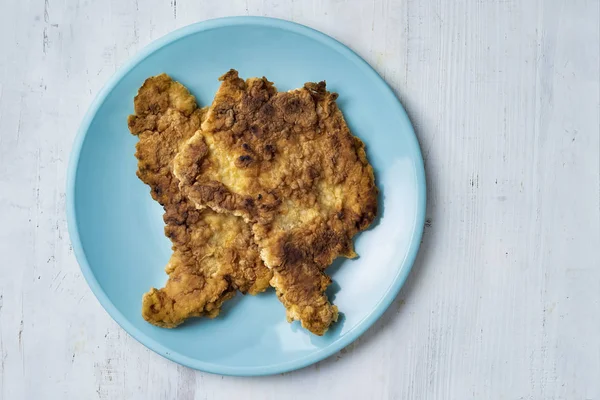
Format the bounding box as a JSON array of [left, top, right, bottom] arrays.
[[0, 0, 598, 398]]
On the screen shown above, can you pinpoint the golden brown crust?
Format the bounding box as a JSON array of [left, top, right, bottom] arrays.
[[173, 70, 378, 335], [128, 74, 272, 328]]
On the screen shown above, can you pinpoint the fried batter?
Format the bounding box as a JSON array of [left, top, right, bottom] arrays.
[[127, 74, 272, 328], [173, 70, 378, 335]]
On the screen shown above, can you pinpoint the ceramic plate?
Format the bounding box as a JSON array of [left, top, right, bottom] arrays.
[[67, 17, 426, 376]]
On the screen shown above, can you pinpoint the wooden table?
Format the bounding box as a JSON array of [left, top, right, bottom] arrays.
[[0, 1, 598, 398]]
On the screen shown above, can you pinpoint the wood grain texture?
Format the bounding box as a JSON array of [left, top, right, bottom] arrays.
[[0, 0, 598, 398]]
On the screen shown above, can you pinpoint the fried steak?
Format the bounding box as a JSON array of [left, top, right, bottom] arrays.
[[173, 70, 378, 335], [128, 74, 272, 328]]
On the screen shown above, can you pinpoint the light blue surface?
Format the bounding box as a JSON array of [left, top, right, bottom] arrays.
[[66, 17, 426, 376]]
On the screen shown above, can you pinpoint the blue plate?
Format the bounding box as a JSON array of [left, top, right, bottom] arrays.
[[67, 17, 426, 376]]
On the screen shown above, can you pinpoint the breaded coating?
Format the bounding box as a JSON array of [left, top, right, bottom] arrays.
[[127, 74, 272, 328], [173, 70, 378, 335]]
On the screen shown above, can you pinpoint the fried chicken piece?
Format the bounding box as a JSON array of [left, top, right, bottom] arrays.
[[173, 70, 378, 335], [127, 74, 272, 328]]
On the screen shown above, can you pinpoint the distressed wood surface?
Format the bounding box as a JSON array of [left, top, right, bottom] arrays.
[[0, 0, 599, 399]]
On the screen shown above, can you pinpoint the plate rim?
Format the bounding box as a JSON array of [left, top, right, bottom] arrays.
[[66, 16, 426, 376]]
